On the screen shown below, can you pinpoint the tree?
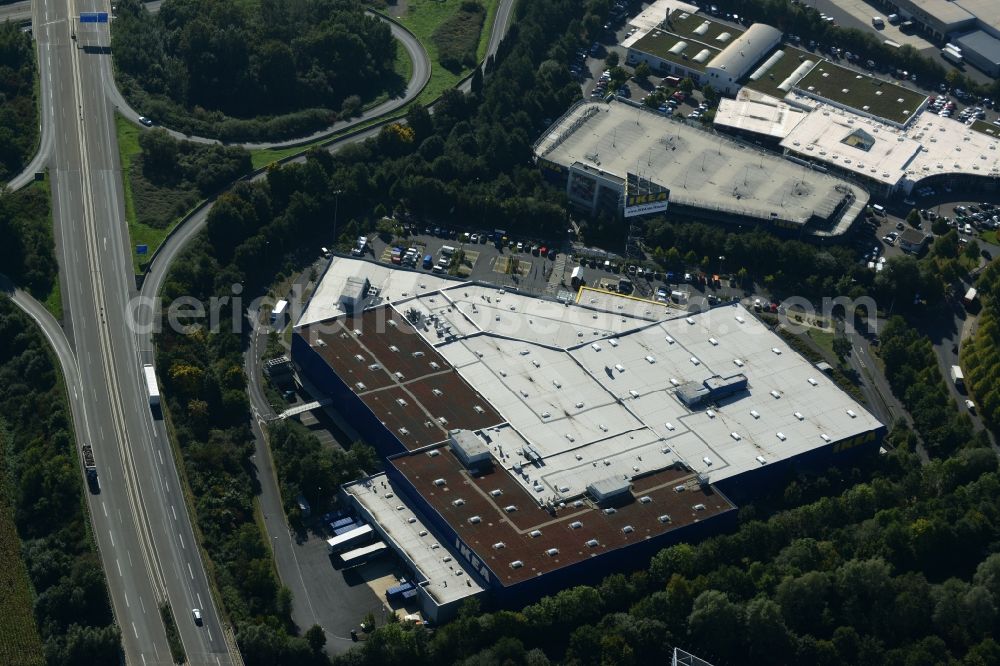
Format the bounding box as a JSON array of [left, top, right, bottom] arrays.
[[833, 336, 853, 361], [907, 208, 921, 227], [680, 77, 695, 93], [605, 51, 619, 67], [634, 61, 651, 81], [305, 624, 326, 653]]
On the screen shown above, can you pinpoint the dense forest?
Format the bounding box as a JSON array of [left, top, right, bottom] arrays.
[[0, 21, 38, 183], [0, 183, 57, 301], [110, 0, 399, 140], [962, 260, 1000, 429], [0, 299, 121, 665]]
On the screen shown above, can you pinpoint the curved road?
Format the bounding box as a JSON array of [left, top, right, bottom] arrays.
[[105, 10, 431, 150], [4, 0, 512, 662], [137, 0, 516, 654]]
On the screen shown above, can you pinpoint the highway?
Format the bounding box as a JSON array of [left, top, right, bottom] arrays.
[[3, 0, 514, 662], [32, 0, 236, 663]]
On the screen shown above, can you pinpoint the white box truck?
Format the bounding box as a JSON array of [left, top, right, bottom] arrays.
[[143, 363, 161, 409], [571, 266, 584, 288], [950, 365, 964, 389]]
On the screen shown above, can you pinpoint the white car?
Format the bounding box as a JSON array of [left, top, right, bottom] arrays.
[[965, 399, 976, 413], [138, 116, 153, 127], [192, 609, 203, 625]]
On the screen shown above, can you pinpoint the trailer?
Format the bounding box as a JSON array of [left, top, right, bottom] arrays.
[[82, 443, 100, 493], [571, 266, 584, 288], [339, 541, 387, 568], [386, 581, 415, 600], [143, 364, 160, 409], [942, 48, 963, 66], [332, 521, 362, 536], [329, 516, 355, 531], [326, 524, 373, 553]]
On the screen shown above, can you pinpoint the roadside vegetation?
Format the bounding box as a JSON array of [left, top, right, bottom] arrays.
[[267, 420, 376, 530], [0, 21, 38, 184], [962, 259, 1000, 431], [0, 299, 121, 665], [433, 0, 486, 72], [0, 473, 44, 666], [0, 177, 58, 313], [392, 0, 497, 102], [110, 0, 400, 142], [116, 116, 251, 272]]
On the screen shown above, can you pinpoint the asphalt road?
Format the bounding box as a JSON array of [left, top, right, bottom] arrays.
[[31, 0, 237, 662], [3, 0, 515, 660], [104, 10, 431, 149]]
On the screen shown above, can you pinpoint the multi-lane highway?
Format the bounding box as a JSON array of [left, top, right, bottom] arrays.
[[33, 0, 235, 663], [5, 0, 514, 662]]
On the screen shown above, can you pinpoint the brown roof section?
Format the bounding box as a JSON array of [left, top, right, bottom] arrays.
[[297, 306, 503, 450], [390, 445, 735, 587]]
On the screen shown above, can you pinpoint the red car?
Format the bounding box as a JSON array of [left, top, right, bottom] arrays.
[[539, 246, 547, 257]]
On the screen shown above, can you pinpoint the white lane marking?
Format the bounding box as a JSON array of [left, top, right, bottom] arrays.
[[124, 591, 129, 607], [141, 655, 147, 666], [132, 622, 138, 639], [171, 505, 177, 521], [103, 237, 107, 250], [108, 530, 114, 547], [208, 627, 214, 642], [165, 481, 170, 493], [128, 550, 133, 567], [116, 559, 122, 576], [197, 593, 203, 608], [140, 595, 146, 614], [158, 449, 164, 465], [187, 562, 194, 580], [179, 533, 185, 549], [102, 501, 108, 517]]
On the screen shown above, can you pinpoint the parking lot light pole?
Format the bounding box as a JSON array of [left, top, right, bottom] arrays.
[[332, 189, 343, 246]]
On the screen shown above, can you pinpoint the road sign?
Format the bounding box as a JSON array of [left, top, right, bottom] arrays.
[[136, 244, 148, 255], [79, 12, 108, 23]]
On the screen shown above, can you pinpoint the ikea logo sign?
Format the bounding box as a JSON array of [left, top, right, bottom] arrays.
[[626, 191, 668, 207], [455, 538, 492, 585], [833, 430, 878, 453]]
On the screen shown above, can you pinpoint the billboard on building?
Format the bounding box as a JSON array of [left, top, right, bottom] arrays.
[[624, 172, 669, 218]]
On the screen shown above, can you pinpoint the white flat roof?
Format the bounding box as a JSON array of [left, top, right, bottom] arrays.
[[629, 0, 699, 33], [300, 257, 457, 326], [779, 103, 1000, 189], [714, 88, 808, 140], [780, 109, 920, 187], [345, 475, 485, 606], [309, 262, 882, 494], [403, 282, 882, 491], [535, 100, 869, 229]]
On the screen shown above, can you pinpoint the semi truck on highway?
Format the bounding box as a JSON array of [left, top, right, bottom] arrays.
[[82, 443, 100, 493], [950, 365, 965, 389], [143, 363, 160, 410]]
